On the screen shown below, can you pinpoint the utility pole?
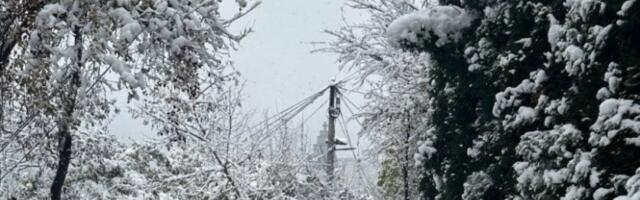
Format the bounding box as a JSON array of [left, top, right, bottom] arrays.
[[327, 81, 340, 182]]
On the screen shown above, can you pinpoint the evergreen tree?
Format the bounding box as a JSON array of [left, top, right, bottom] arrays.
[[384, 0, 640, 199]]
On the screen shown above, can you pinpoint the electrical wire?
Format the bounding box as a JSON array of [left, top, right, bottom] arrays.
[[337, 85, 369, 96], [237, 86, 328, 142], [301, 99, 329, 125], [242, 87, 328, 145], [337, 110, 383, 199], [338, 89, 363, 112], [337, 90, 370, 140]]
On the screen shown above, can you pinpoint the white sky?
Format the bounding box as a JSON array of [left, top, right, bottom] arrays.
[[109, 0, 368, 158]]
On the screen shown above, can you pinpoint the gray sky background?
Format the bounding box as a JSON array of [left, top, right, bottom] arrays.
[[108, 0, 369, 158]]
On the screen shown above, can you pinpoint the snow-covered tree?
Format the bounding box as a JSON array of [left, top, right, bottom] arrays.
[[1, 0, 258, 198], [320, 1, 433, 199], [328, 0, 640, 199], [478, 0, 640, 199], [383, 0, 640, 199]]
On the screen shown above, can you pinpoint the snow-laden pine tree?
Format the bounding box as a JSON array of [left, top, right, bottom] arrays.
[[387, 2, 494, 199], [385, 0, 640, 199], [329, 0, 640, 199], [465, 0, 640, 199]]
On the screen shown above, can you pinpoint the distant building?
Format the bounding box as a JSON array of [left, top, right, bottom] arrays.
[[313, 122, 329, 162]]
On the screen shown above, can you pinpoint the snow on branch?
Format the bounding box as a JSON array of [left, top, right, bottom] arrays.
[[386, 5, 475, 49]]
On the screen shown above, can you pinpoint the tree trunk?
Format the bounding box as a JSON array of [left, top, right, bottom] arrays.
[[50, 25, 82, 200], [403, 109, 411, 200], [50, 125, 73, 200]]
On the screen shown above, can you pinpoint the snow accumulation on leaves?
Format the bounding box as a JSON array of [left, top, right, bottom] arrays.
[[594, 188, 614, 200], [618, 0, 637, 17], [517, 124, 582, 160], [565, 0, 607, 21], [572, 152, 592, 182], [590, 99, 640, 146], [563, 45, 586, 76], [614, 168, 640, 200], [108, 8, 134, 24], [492, 70, 548, 122], [514, 126, 594, 198], [415, 128, 437, 164], [493, 77, 538, 117], [599, 99, 633, 117], [512, 106, 537, 127], [103, 55, 145, 88], [386, 5, 475, 48], [605, 62, 623, 94], [543, 168, 569, 186], [562, 185, 588, 200], [35, 3, 66, 28], [594, 25, 613, 49], [462, 172, 493, 200], [547, 14, 564, 50]]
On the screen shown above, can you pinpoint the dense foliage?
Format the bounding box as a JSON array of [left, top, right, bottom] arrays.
[[327, 0, 640, 199]]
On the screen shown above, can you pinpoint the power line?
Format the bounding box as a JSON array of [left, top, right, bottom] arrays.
[[302, 98, 329, 125], [338, 88, 363, 113], [338, 85, 369, 96], [337, 110, 383, 199], [237, 86, 328, 142], [242, 87, 328, 145]]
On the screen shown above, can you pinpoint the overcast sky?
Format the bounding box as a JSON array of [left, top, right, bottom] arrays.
[[109, 0, 367, 156]]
